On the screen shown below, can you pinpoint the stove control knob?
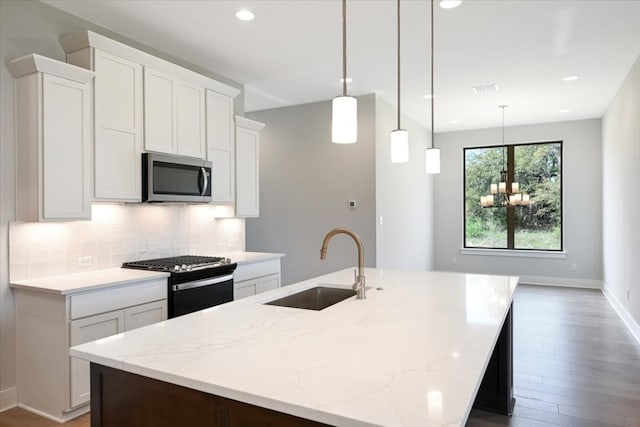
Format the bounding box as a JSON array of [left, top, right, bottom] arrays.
[[173, 265, 181, 271], [181, 264, 188, 271], [186, 264, 193, 271]]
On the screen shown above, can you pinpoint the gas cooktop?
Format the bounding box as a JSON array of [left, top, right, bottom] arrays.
[[122, 255, 233, 273]]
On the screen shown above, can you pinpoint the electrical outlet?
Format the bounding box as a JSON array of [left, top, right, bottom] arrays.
[[379, 216, 384, 225], [452, 258, 457, 265], [77, 256, 93, 267], [571, 263, 577, 271]]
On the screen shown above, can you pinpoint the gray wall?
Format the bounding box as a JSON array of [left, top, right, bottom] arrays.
[[0, 0, 243, 408], [375, 96, 435, 271], [246, 95, 377, 285], [602, 55, 640, 329], [433, 119, 603, 286]]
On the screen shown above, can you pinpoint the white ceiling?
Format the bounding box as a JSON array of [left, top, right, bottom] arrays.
[[43, 0, 640, 132]]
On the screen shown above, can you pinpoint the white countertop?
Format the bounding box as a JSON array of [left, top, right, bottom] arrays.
[[225, 251, 284, 265], [70, 268, 518, 426], [9, 252, 282, 295], [10, 268, 169, 295]]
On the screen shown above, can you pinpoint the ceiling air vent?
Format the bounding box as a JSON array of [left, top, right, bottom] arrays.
[[472, 83, 499, 95]]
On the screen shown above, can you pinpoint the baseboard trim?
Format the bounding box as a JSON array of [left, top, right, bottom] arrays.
[[518, 276, 602, 289], [0, 387, 17, 412], [16, 403, 89, 423], [602, 285, 640, 346]]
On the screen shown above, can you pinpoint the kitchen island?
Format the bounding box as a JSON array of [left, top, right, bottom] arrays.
[[71, 268, 518, 426]]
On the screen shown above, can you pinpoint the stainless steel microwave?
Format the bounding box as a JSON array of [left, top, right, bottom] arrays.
[[142, 153, 212, 203]]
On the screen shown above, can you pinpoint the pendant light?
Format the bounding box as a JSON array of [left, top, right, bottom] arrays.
[[331, 0, 357, 144], [425, 0, 440, 174], [390, 0, 409, 163], [480, 105, 531, 208]]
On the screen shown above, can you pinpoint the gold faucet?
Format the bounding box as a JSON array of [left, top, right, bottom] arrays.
[[320, 228, 366, 299]]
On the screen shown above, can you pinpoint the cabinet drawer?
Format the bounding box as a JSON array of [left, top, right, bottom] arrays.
[[234, 259, 280, 282], [70, 278, 167, 320]]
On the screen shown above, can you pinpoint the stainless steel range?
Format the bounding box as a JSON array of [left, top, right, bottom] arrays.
[[122, 255, 237, 318]]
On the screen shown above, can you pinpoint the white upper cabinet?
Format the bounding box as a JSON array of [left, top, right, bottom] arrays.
[[206, 90, 234, 203], [67, 48, 143, 202], [144, 68, 206, 158], [176, 80, 206, 158], [235, 116, 265, 217], [9, 54, 94, 222], [144, 67, 178, 154]]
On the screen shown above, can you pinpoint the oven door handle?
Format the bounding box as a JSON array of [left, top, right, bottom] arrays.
[[172, 274, 233, 292]]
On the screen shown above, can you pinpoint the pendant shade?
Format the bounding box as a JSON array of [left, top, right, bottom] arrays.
[[390, 129, 409, 163], [331, 96, 357, 143], [425, 0, 441, 174], [331, 0, 357, 144], [425, 147, 440, 174]]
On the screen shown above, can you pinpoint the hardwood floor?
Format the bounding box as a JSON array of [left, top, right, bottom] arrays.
[[468, 285, 640, 427], [1, 285, 638, 427], [0, 408, 89, 427]]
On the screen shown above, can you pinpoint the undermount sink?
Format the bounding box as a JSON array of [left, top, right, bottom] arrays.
[[265, 286, 356, 311]]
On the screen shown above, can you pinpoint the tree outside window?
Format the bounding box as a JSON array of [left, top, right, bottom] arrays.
[[464, 141, 562, 250]]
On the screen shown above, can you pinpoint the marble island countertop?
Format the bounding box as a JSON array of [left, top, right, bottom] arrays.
[[70, 268, 518, 426]]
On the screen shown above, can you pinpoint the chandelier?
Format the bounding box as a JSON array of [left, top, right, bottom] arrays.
[[480, 105, 531, 208]]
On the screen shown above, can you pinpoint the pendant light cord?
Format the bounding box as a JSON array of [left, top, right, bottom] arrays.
[[397, 0, 401, 130], [430, 0, 434, 148], [342, 0, 347, 97], [500, 105, 507, 170]]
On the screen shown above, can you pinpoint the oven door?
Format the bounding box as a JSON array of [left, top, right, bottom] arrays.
[[170, 274, 233, 318]]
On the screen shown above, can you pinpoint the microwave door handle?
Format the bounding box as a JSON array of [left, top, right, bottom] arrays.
[[200, 167, 208, 196]]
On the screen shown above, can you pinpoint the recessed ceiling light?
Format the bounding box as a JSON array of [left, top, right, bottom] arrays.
[[449, 120, 459, 124], [423, 94, 435, 99], [339, 77, 353, 84], [235, 9, 255, 21], [440, 0, 462, 9], [562, 75, 579, 82], [558, 108, 570, 113]]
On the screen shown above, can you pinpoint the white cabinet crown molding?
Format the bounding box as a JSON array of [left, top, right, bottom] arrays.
[[59, 30, 241, 98], [235, 115, 266, 131], [8, 53, 94, 82]]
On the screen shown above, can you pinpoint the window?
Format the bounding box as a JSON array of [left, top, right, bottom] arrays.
[[464, 141, 562, 251]]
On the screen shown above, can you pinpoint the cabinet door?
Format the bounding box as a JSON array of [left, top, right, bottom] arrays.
[[124, 300, 167, 331], [176, 81, 205, 158], [70, 310, 125, 407], [94, 50, 143, 201], [144, 67, 177, 154], [235, 127, 260, 217], [234, 280, 257, 300], [42, 73, 91, 220], [257, 274, 281, 294], [206, 90, 234, 203]]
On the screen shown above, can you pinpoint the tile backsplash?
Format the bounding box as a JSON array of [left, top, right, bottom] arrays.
[[9, 203, 244, 281]]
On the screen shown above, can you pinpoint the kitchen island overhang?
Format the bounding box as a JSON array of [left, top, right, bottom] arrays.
[[72, 268, 518, 426]]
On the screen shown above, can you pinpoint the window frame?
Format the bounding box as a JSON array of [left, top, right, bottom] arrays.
[[463, 140, 564, 252]]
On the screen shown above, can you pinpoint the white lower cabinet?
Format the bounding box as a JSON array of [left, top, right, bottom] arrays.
[[234, 258, 282, 300], [69, 299, 167, 407], [70, 311, 125, 407], [14, 277, 167, 421]]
